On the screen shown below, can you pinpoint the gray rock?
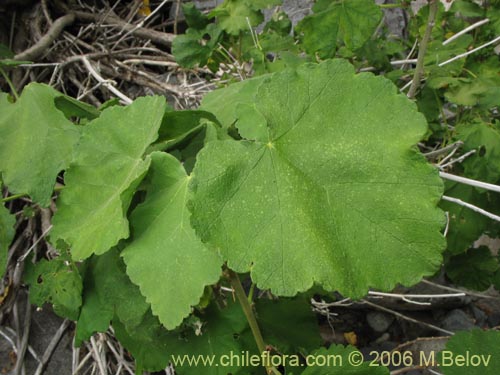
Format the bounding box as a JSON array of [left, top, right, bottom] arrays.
[[441, 309, 475, 332], [367, 311, 395, 333]]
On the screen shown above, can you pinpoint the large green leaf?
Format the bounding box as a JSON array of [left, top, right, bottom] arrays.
[[441, 329, 500, 374], [51, 96, 167, 260], [0, 84, 80, 206], [190, 59, 445, 297], [296, 0, 382, 58], [122, 152, 222, 330], [0, 204, 15, 273]]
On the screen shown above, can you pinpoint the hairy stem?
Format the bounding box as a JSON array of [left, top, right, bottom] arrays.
[[407, 0, 438, 99], [225, 269, 280, 375]]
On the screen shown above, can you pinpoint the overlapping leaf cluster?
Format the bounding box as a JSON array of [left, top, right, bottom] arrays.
[[2, 0, 500, 373]]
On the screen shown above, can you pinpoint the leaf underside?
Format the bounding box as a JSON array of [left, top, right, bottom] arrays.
[[190, 59, 445, 298]]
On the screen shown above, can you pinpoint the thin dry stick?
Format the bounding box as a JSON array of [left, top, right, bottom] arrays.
[[439, 171, 500, 194], [439, 35, 500, 66], [14, 297, 32, 375], [80, 57, 133, 104], [34, 319, 71, 375], [443, 18, 490, 45], [442, 195, 500, 222], [362, 299, 454, 336], [14, 13, 75, 61], [407, 0, 438, 99], [421, 279, 499, 300]]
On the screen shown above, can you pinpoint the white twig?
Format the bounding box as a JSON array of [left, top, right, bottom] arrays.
[[368, 291, 465, 299], [390, 59, 418, 66], [439, 149, 477, 169], [443, 211, 450, 237], [90, 336, 108, 375], [424, 141, 463, 158], [80, 57, 133, 104], [439, 35, 500, 66], [439, 171, 500, 194], [18, 225, 52, 262], [443, 19, 490, 45], [442, 195, 500, 222]]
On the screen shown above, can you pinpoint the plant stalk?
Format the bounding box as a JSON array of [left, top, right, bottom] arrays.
[[225, 269, 280, 375], [0, 66, 19, 100], [407, 0, 438, 99]]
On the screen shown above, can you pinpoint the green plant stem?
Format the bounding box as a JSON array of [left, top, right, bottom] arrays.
[[407, 0, 438, 99], [1, 186, 64, 203], [225, 269, 280, 375], [378, 3, 407, 9], [0, 66, 19, 100]]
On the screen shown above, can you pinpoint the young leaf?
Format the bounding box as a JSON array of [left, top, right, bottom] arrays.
[[51, 96, 167, 260], [296, 0, 382, 58], [209, 0, 264, 36], [0, 204, 15, 273], [190, 59, 445, 298], [0, 84, 80, 206], [122, 152, 222, 330], [441, 329, 500, 374]]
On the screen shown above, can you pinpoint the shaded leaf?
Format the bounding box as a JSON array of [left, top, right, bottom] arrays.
[[51, 96, 167, 260], [0, 204, 15, 273], [446, 247, 499, 291], [190, 59, 445, 297], [113, 300, 255, 374], [75, 248, 149, 345], [296, 0, 382, 58], [257, 297, 321, 354]]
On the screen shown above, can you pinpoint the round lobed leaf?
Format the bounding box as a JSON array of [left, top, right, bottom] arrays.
[[190, 59, 445, 298]]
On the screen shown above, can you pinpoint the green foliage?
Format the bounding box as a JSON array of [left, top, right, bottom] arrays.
[[445, 247, 499, 291], [50, 96, 167, 260], [0, 84, 79, 206], [122, 152, 222, 329], [295, 0, 383, 58], [24, 254, 82, 320], [190, 59, 445, 297], [75, 248, 149, 345], [4, 1, 500, 371], [0, 204, 15, 272], [441, 330, 500, 375]]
